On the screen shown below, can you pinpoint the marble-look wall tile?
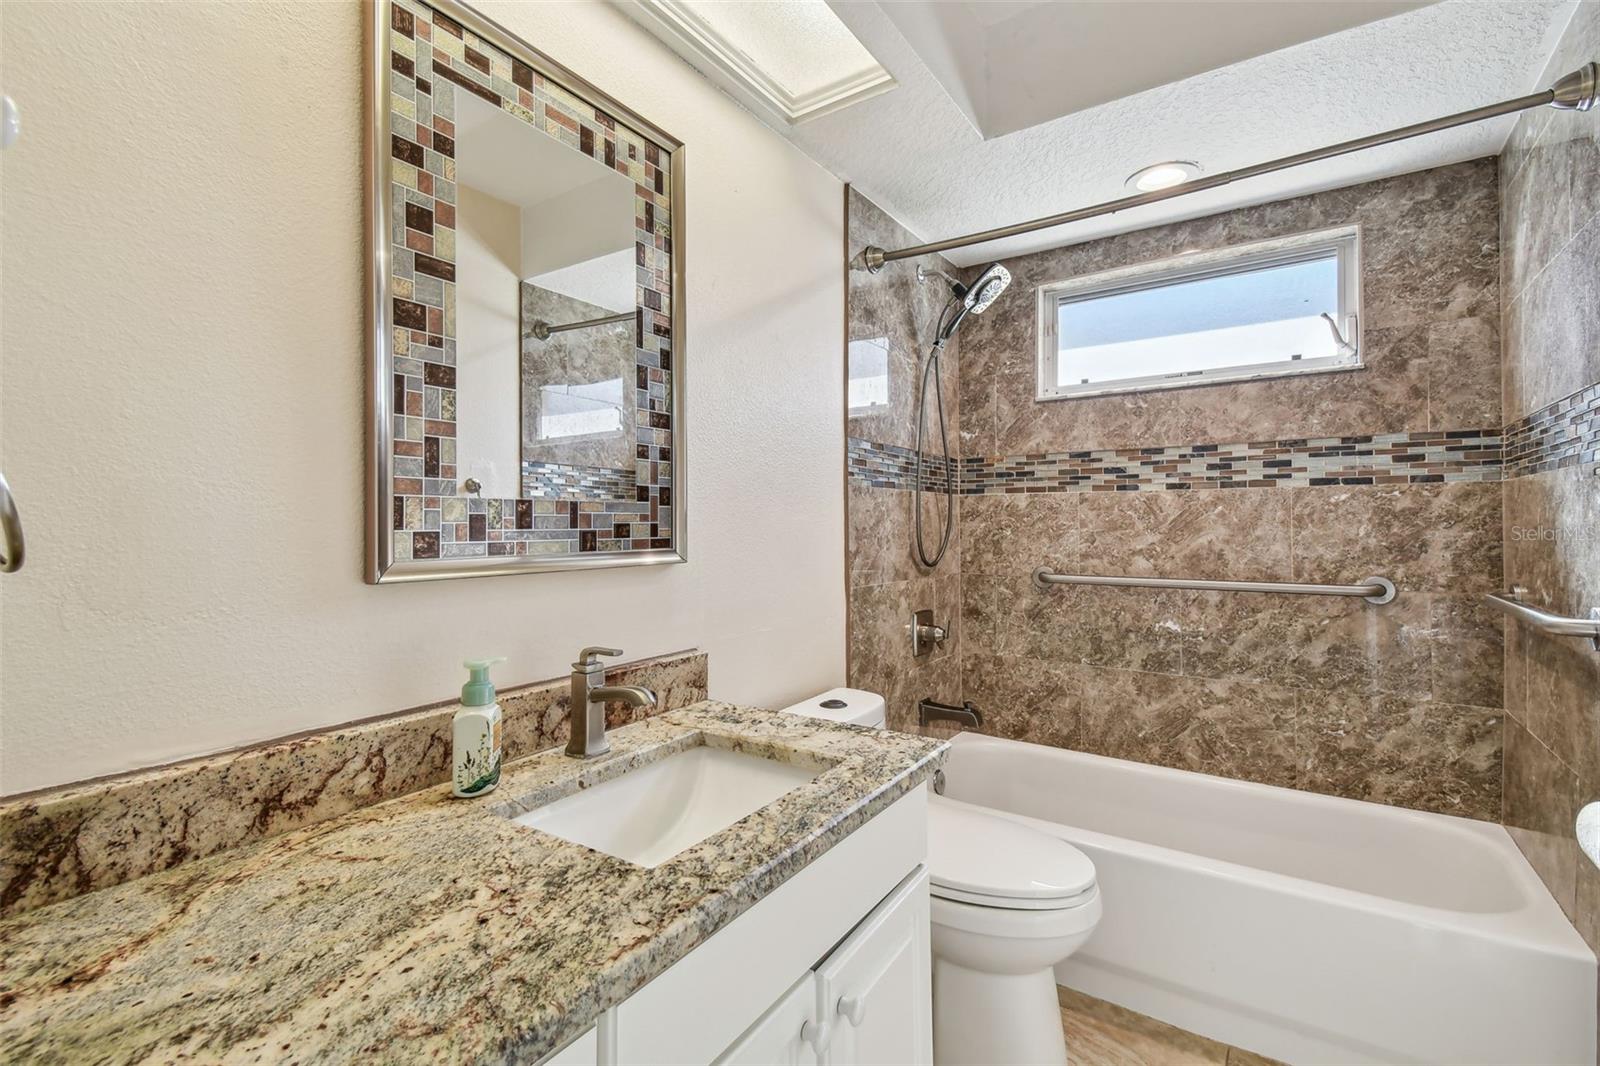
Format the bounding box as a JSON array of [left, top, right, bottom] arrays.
[[0, 651, 708, 917], [948, 162, 1507, 821], [1429, 595, 1507, 710], [1075, 670, 1302, 790], [847, 188, 968, 723], [1427, 315, 1502, 429], [959, 654, 1081, 750], [959, 159, 1499, 456], [1498, 0, 1600, 981], [1179, 591, 1429, 699], [857, 153, 1512, 826], [847, 482, 916, 587], [956, 651, 1500, 819], [958, 492, 1076, 578], [1504, 718, 1582, 920], [850, 574, 963, 731], [1507, 216, 1600, 419], [1078, 489, 1291, 582], [959, 482, 1501, 708], [1501, 2, 1600, 420], [994, 576, 1190, 676], [1300, 691, 1501, 818], [1288, 481, 1501, 594], [1526, 628, 1600, 788], [1504, 464, 1600, 790], [846, 192, 962, 456]]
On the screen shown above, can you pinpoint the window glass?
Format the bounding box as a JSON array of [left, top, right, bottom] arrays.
[[1041, 231, 1360, 398]]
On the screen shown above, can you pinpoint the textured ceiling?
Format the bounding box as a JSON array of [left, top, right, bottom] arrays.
[[880, 1, 1427, 138], [793, 0, 1578, 265]]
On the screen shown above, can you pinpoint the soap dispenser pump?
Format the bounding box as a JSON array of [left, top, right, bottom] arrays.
[[453, 658, 505, 798]]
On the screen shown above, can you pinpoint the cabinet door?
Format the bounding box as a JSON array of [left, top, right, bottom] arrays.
[[714, 973, 821, 1066], [816, 868, 932, 1066]]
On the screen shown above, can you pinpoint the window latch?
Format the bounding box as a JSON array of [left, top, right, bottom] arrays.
[[1321, 312, 1358, 357]]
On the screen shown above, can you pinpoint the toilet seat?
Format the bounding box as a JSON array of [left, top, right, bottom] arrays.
[[931, 885, 1103, 938], [928, 798, 1097, 912]]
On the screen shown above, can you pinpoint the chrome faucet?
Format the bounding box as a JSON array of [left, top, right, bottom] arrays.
[[566, 646, 657, 758]]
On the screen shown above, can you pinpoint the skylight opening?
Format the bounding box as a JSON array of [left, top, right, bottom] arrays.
[[635, 0, 895, 123]]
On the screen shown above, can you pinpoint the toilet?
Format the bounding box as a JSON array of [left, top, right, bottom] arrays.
[[782, 688, 1102, 1066]]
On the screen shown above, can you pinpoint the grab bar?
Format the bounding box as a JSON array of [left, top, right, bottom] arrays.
[[0, 471, 23, 573], [1031, 567, 1397, 605], [1485, 592, 1600, 650]]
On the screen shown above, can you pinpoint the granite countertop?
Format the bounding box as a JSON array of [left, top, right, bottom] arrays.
[[0, 702, 946, 1064]]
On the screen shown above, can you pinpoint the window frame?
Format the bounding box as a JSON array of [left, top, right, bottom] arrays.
[[1035, 226, 1363, 401], [846, 336, 892, 417]]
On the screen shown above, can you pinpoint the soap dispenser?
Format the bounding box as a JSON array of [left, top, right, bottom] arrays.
[[453, 658, 505, 798]]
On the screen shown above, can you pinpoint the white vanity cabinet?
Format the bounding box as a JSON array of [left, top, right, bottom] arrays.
[[540, 785, 931, 1066], [813, 869, 932, 1066], [715, 867, 932, 1066], [714, 974, 821, 1066]]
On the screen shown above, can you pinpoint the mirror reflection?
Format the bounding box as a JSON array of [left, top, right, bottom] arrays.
[[452, 92, 636, 503], [375, 0, 681, 581]]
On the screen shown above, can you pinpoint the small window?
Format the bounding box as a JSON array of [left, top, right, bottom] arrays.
[[848, 336, 890, 414], [1037, 228, 1361, 400], [538, 378, 624, 440]]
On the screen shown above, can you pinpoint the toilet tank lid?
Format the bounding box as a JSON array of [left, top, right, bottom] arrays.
[[780, 687, 886, 727]]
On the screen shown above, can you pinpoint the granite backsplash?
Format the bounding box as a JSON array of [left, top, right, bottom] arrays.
[[0, 650, 707, 917]]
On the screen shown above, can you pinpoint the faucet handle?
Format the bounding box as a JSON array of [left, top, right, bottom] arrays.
[[576, 646, 624, 667]]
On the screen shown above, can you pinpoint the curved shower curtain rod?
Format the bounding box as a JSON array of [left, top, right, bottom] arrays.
[[861, 62, 1598, 271]]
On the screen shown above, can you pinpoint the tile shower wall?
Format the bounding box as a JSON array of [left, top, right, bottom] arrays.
[[1498, 2, 1600, 964], [846, 168, 1506, 814], [846, 190, 965, 732], [951, 159, 1506, 818]]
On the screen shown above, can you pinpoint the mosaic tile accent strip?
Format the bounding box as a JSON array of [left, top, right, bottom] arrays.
[[847, 437, 959, 492], [387, 0, 674, 559], [0, 650, 709, 917], [960, 429, 1502, 494], [849, 430, 1503, 493], [391, 490, 670, 560], [1503, 380, 1600, 478], [521, 460, 638, 501]]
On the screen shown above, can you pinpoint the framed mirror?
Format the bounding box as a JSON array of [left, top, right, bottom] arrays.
[[365, 0, 685, 582]]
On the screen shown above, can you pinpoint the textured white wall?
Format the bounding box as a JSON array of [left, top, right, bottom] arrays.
[[0, 1, 846, 794]]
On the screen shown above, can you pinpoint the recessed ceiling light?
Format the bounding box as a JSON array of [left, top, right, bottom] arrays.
[[629, 0, 895, 124], [1126, 160, 1202, 192]]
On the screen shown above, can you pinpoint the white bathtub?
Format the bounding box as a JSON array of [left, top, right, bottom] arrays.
[[938, 732, 1595, 1066]]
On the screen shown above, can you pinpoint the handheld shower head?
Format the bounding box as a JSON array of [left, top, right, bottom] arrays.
[[928, 261, 1011, 342], [911, 260, 1011, 570], [965, 262, 1011, 314]]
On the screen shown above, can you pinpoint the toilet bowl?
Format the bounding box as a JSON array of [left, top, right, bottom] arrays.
[[782, 688, 1102, 1066]]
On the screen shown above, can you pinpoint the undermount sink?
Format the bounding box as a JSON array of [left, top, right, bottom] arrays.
[[512, 744, 820, 867]]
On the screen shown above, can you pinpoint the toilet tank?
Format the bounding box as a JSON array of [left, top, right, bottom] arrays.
[[779, 688, 886, 729]]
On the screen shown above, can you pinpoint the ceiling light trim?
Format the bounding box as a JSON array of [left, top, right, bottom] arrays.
[[1126, 160, 1203, 192], [628, 0, 897, 123]]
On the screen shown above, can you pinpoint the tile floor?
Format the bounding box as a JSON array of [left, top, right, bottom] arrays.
[[1059, 986, 1286, 1066]]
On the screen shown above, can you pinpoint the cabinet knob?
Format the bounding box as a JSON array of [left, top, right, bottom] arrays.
[[837, 995, 866, 1027], [800, 1018, 832, 1054]]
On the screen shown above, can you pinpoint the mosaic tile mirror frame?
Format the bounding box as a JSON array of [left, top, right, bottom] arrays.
[[365, 0, 686, 582]]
